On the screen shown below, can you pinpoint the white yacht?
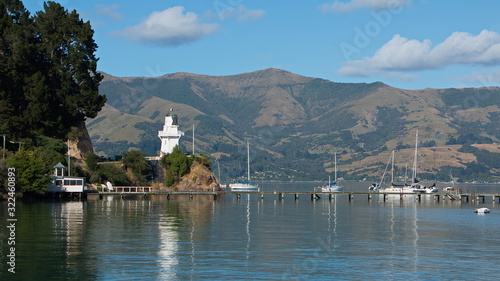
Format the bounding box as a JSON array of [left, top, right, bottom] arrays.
[[229, 141, 259, 191], [378, 131, 438, 194], [318, 153, 343, 192], [475, 207, 490, 214]]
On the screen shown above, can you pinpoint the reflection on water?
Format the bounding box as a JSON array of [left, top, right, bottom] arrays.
[[1, 187, 500, 280], [157, 210, 178, 280]]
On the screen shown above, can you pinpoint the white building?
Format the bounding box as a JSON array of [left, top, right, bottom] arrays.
[[47, 162, 87, 193], [158, 111, 184, 156]]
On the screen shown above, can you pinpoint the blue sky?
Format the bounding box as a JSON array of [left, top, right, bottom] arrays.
[[24, 0, 500, 89]]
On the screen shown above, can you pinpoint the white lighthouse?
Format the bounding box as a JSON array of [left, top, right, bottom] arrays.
[[158, 110, 184, 156]]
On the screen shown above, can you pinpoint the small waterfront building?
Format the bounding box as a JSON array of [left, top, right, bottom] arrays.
[[158, 110, 184, 156], [47, 162, 87, 193]]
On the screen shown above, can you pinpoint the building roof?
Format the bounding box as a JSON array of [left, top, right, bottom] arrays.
[[54, 162, 65, 169]]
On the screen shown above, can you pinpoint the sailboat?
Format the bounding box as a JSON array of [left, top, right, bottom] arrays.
[[377, 150, 415, 194], [229, 141, 259, 191], [443, 171, 455, 191], [373, 150, 403, 193], [378, 131, 438, 194], [407, 130, 438, 193], [318, 153, 344, 192]]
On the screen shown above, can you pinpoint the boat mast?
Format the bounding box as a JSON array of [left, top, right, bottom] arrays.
[[413, 130, 418, 180], [247, 141, 250, 183], [334, 152, 337, 183], [217, 160, 221, 181], [67, 139, 71, 177], [405, 164, 408, 184], [391, 150, 395, 183]]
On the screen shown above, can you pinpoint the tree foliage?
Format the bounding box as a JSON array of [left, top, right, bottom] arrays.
[[5, 148, 52, 194], [0, 0, 105, 139], [160, 145, 193, 186], [84, 153, 99, 172], [122, 149, 152, 185], [89, 163, 129, 186]]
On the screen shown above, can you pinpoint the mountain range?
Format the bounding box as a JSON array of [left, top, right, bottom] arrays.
[[86, 68, 500, 182]]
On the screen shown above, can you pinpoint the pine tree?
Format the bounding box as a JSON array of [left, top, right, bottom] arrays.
[[0, 0, 35, 137], [0, 0, 106, 139]]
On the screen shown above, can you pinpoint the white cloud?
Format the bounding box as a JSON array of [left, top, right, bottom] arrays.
[[207, 4, 266, 22], [120, 6, 219, 46], [340, 30, 500, 78], [320, 0, 410, 13], [96, 4, 123, 22]]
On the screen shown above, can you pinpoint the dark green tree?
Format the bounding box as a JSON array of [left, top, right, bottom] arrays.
[[33, 1, 105, 137], [84, 153, 99, 172], [89, 163, 129, 186], [5, 148, 52, 195], [160, 145, 193, 186], [0, 0, 106, 139], [122, 149, 152, 185], [0, 0, 36, 137]]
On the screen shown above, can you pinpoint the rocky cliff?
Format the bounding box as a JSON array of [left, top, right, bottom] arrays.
[[171, 162, 220, 191], [69, 121, 94, 163]]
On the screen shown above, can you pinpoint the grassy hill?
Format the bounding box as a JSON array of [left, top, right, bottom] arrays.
[[88, 69, 500, 182]]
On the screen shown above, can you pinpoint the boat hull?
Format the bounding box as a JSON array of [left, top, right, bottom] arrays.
[[377, 187, 413, 194], [319, 186, 344, 192], [377, 187, 438, 194], [229, 183, 259, 191], [475, 207, 490, 214]]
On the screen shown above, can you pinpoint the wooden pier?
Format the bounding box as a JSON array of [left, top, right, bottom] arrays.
[[91, 190, 219, 200], [87, 190, 500, 204], [225, 191, 500, 203]]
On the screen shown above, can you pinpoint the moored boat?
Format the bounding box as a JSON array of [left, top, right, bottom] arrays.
[[318, 153, 344, 192], [378, 131, 438, 194], [475, 207, 490, 214], [229, 141, 259, 191]]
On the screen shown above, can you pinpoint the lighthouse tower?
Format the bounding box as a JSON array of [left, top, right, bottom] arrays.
[[158, 110, 184, 156]]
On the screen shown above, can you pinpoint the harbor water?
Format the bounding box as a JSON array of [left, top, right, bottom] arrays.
[[1, 182, 499, 280]]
